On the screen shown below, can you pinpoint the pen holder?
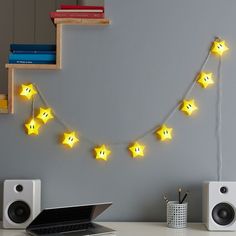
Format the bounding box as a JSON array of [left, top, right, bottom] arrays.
[[167, 201, 188, 228]]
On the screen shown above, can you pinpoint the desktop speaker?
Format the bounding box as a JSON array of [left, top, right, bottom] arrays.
[[202, 181, 236, 231], [3, 179, 41, 229]]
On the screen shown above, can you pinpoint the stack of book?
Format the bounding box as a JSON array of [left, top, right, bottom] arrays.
[[50, 4, 105, 20], [8, 44, 56, 64]]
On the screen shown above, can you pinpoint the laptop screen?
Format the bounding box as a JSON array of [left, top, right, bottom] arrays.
[[27, 203, 112, 228], [30, 205, 93, 226]]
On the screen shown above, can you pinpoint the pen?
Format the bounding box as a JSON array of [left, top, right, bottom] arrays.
[[178, 188, 181, 204], [180, 191, 189, 204]]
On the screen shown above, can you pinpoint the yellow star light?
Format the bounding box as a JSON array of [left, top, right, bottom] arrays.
[[211, 39, 229, 56], [197, 72, 214, 88], [62, 131, 79, 148], [129, 142, 145, 158], [25, 118, 41, 135], [94, 145, 111, 161], [180, 99, 198, 116], [37, 107, 54, 124], [156, 124, 173, 141], [20, 84, 37, 100]]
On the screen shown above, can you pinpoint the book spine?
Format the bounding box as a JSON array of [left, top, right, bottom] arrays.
[[9, 53, 56, 61], [0, 100, 8, 109], [56, 9, 103, 13], [50, 12, 104, 19], [9, 60, 56, 64], [12, 50, 56, 54], [10, 44, 56, 51], [60, 4, 104, 11]]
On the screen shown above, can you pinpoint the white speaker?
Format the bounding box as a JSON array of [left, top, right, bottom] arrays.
[[3, 179, 41, 229], [202, 181, 236, 231]]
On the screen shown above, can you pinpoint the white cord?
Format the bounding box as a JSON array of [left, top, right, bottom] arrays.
[[217, 57, 223, 181]]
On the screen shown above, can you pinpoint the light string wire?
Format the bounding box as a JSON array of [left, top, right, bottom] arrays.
[[34, 84, 70, 130], [217, 57, 223, 181], [30, 42, 216, 148], [32, 95, 35, 118], [34, 84, 97, 145]]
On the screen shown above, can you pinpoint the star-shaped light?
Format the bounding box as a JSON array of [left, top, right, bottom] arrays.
[[20, 84, 37, 100], [156, 124, 173, 141], [94, 145, 111, 161], [211, 39, 229, 56], [197, 71, 214, 88], [37, 107, 54, 124], [180, 99, 198, 116], [129, 142, 145, 158], [25, 118, 41, 135], [62, 131, 79, 148]]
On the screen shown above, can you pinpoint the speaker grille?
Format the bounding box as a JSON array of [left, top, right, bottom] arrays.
[[212, 202, 235, 226], [8, 201, 31, 224]]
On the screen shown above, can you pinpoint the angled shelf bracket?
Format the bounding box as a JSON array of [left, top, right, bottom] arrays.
[[3, 18, 111, 114]]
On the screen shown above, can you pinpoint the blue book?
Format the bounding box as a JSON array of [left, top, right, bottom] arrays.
[[12, 50, 56, 54], [10, 44, 56, 52], [9, 60, 56, 64], [9, 53, 56, 61]]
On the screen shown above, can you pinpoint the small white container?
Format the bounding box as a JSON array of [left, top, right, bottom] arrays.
[[167, 201, 188, 228]]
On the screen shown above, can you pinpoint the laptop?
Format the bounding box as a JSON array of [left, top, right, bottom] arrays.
[[26, 203, 115, 236]]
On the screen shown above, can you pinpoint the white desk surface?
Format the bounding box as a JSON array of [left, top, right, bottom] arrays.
[[0, 222, 235, 236]]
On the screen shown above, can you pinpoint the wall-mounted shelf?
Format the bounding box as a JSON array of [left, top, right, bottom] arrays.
[[3, 18, 111, 114], [5, 64, 59, 70], [54, 18, 111, 25]]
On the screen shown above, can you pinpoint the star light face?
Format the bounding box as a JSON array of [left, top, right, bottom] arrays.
[[197, 72, 214, 88], [211, 40, 229, 56], [180, 99, 198, 116], [37, 107, 54, 124], [62, 131, 79, 148], [25, 118, 41, 135], [94, 145, 111, 161], [20, 84, 37, 100], [129, 142, 145, 158], [156, 124, 173, 141]]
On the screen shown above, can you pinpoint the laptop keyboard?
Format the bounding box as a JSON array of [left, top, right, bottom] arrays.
[[32, 223, 94, 235]]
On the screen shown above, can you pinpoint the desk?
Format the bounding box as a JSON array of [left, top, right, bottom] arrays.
[[0, 223, 235, 236]]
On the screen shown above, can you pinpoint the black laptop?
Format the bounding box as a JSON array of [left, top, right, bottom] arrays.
[[26, 203, 115, 236]]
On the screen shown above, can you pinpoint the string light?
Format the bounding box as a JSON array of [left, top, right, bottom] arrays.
[[62, 131, 79, 148], [25, 118, 41, 135], [211, 39, 229, 56], [94, 145, 111, 161], [19, 38, 227, 168], [156, 124, 173, 141], [37, 107, 54, 124], [20, 84, 37, 100], [180, 99, 198, 116], [197, 71, 214, 89], [129, 142, 145, 158]]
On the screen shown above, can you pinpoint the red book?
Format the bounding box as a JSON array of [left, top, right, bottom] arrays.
[[50, 12, 104, 19], [60, 4, 104, 12], [56, 9, 103, 13]]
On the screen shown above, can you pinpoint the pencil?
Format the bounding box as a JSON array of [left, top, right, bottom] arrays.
[[180, 191, 189, 204]]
